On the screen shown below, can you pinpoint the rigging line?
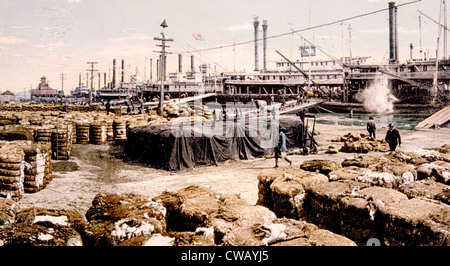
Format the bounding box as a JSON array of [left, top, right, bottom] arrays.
[[418, 9, 450, 32], [178, 0, 421, 55], [185, 43, 226, 70], [174, 42, 226, 71]]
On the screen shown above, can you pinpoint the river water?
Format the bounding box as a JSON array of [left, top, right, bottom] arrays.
[[313, 113, 428, 131]]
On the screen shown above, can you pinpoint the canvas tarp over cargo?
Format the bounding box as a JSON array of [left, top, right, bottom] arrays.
[[126, 116, 310, 171]]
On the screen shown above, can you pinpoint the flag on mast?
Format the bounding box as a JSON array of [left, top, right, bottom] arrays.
[[192, 33, 204, 41]]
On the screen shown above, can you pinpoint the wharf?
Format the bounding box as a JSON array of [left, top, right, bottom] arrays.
[[415, 105, 450, 129]]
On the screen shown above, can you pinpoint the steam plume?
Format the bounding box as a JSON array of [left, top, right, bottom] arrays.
[[356, 74, 398, 114]]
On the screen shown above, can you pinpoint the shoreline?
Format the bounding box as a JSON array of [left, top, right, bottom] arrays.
[[18, 123, 450, 213]]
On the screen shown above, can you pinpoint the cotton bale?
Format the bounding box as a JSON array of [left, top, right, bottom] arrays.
[[0, 223, 82, 246], [0, 198, 20, 226], [380, 198, 450, 246], [305, 180, 364, 233], [300, 160, 340, 175], [269, 171, 328, 219], [83, 192, 167, 246], [339, 186, 408, 245]]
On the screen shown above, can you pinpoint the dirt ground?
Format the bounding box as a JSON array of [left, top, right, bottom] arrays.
[[19, 121, 450, 214]]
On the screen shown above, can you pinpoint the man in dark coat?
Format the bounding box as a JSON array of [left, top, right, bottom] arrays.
[[385, 123, 401, 152]]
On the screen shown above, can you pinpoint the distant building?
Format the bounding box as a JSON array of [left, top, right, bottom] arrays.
[[31, 76, 60, 102], [1, 90, 14, 102]]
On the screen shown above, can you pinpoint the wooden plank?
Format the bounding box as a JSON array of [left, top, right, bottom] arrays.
[[415, 106, 450, 129]]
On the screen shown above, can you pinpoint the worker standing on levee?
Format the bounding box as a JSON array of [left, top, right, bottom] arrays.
[[105, 100, 111, 115], [366, 117, 376, 139], [274, 130, 292, 168], [385, 123, 401, 152]]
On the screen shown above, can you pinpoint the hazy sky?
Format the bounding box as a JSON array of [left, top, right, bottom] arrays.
[[0, 0, 445, 93]]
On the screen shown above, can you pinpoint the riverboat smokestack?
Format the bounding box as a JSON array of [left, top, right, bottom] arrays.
[[191, 55, 195, 72], [121, 59, 125, 82], [112, 59, 116, 87], [262, 20, 268, 72], [179, 54, 183, 73], [254, 17, 260, 72], [389, 2, 398, 64]]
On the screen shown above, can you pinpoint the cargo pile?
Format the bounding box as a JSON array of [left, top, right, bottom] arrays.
[[0, 145, 25, 200], [0, 187, 357, 246], [162, 104, 213, 120], [257, 145, 450, 245], [0, 141, 52, 200], [330, 132, 390, 153], [0, 109, 154, 158]]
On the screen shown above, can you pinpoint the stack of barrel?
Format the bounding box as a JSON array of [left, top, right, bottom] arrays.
[[75, 122, 90, 144], [90, 122, 107, 145], [0, 144, 25, 201], [51, 125, 73, 160]]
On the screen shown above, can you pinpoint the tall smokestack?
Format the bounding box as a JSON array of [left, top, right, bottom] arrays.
[[389, 2, 398, 64], [191, 55, 195, 72], [121, 59, 125, 82], [157, 58, 160, 81], [112, 59, 116, 87], [254, 17, 260, 72], [262, 20, 268, 72], [179, 54, 183, 73]]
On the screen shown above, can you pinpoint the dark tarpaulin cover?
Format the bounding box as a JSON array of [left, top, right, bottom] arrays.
[[125, 115, 311, 171]]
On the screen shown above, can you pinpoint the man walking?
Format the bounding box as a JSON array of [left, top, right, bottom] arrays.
[[275, 130, 292, 168], [366, 117, 376, 138], [385, 123, 401, 152]]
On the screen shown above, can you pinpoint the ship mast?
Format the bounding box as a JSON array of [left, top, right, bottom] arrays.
[[432, 0, 445, 104]]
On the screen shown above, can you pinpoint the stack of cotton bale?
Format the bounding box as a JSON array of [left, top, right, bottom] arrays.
[[331, 132, 390, 153], [34, 125, 55, 143], [113, 119, 127, 141], [51, 126, 72, 160], [380, 198, 450, 246], [154, 185, 356, 246], [83, 192, 168, 246], [161, 104, 213, 120], [75, 122, 90, 144], [256, 168, 328, 219], [338, 186, 408, 245], [89, 122, 107, 145], [0, 144, 25, 200], [15, 141, 52, 193]]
